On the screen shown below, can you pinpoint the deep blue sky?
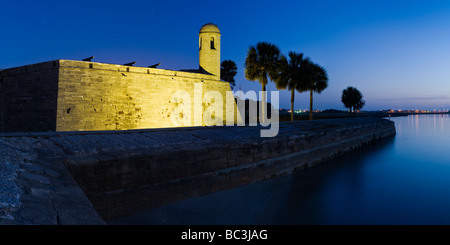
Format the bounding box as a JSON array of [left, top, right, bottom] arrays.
[[1, 0, 450, 111]]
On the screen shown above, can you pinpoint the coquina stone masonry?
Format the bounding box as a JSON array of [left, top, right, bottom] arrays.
[[0, 59, 236, 132]]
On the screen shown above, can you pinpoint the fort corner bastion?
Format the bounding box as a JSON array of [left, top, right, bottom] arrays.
[[0, 23, 236, 132]]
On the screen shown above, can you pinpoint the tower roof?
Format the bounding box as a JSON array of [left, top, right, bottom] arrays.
[[199, 23, 220, 34]]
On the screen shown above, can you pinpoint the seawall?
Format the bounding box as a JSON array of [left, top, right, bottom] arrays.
[[0, 117, 395, 224]]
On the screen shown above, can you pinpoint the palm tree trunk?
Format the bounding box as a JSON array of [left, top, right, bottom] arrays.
[[261, 81, 266, 124], [291, 88, 295, 121], [309, 89, 313, 120]]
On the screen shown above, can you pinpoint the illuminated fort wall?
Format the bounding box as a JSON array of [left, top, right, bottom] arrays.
[[56, 60, 235, 131], [0, 59, 236, 132]]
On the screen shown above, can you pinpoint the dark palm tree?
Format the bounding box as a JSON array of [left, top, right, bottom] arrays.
[[341, 86, 365, 116], [275, 52, 309, 121], [221, 60, 237, 89], [244, 42, 281, 123], [304, 61, 328, 120]]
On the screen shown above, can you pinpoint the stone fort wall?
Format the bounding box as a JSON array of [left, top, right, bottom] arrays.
[[0, 60, 238, 132], [0, 61, 59, 132], [57, 60, 236, 131]]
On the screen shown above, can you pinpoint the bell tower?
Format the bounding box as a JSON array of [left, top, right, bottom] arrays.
[[199, 23, 221, 80]]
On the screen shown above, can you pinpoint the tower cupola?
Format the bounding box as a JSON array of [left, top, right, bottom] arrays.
[[199, 23, 221, 79]]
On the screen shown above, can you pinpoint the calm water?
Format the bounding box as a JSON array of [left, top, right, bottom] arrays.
[[110, 114, 450, 225]]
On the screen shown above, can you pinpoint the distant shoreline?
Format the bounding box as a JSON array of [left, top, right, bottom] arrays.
[[278, 110, 449, 121]]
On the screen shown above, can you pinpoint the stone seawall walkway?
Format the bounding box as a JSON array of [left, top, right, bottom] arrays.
[[0, 136, 104, 224], [0, 117, 395, 224]]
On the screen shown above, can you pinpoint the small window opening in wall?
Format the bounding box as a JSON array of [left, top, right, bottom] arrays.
[[210, 37, 215, 49], [199, 37, 202, 50], [127, 68, 130, 72], [147, 69, 150, 74], [67, 108, 71, 114], [89, 64, 93, 69]]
